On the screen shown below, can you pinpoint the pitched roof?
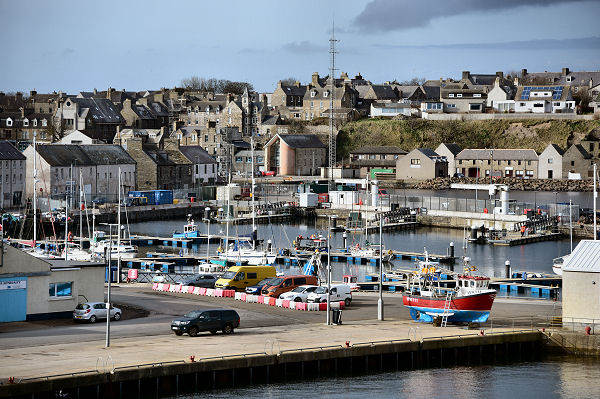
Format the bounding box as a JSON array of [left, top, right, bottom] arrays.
[[179, 146, 217, 164], [437, 143, 462, 156], [563, 240, 600, 272], [456, 149, 538, 161], [281, 84, 307, 96], [36, 144, 135, 166], [370, 85, 398, 100], [69, 97, 123, 124], [568, 144, 591, 159], [350, 146, 407, 155], [416, 148, 441, 158], [0, 141, 25, 160], [547, 143, 565, 156], [278, 134, 325, 149]]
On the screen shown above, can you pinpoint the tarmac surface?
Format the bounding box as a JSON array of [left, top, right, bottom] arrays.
[[0, 284, 560, 381]]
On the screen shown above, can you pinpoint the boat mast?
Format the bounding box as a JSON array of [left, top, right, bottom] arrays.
[[117, 167, 121, 283], [79, 169, 83, 249], [251, 134, 256, 249], [64, 165, 70, 261], [224, 167, 231, 261], [33, 132, 37, 245], [206, 217, 211, 267]]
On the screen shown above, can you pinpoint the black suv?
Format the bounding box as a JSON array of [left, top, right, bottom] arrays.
[[171, 309, 240, 336]]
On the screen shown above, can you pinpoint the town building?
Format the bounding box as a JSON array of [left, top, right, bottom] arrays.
[[0, 141, 26, 209], [369, 102, 411, 118], [54, 97, 124, 143], [23, 144, 137, 201], [179, 146, 218, 185], [435, 143, 462, 176], [562, 144, 593, 179], [0, 245, 104, 322], [562, 240, 600, 330], [396, 148, 448, 180], [232, 149, 264, 176], [349, 146, 407, 179], [264, 134, 326, 176], [59, 130, 102, 145], [537, 144, 564, 179], [454, 149, 539, 179]]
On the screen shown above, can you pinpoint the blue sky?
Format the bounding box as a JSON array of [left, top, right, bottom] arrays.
[[1, 0, 599, 94]]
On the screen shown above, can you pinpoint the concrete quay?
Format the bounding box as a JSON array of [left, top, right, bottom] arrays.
[[0, 319, 543, 398]]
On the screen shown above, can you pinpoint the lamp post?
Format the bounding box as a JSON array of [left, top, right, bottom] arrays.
[[378, 210, 384, 321], [326, 216, 331, 325], [102, 223, 119, 348]]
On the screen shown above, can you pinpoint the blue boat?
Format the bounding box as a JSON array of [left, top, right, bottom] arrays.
[[173, 216, 201, 239]]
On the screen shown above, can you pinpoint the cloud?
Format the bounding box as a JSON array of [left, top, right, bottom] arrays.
[[373, 36, 600, 50], [354, 0, 590, 32], [282, 41, 327, 54]]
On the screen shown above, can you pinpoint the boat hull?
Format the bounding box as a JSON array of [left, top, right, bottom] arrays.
[[402, 291, 496, 323], [172, 232, 201, 239]]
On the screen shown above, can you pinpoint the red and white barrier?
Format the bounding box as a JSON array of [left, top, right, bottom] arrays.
[[275, 299, 284, 307], [152, 283, 159, 290]]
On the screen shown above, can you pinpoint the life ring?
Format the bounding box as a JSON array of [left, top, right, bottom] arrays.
[[428, 267, 436, 274], [67, 232, 74, 241], [50, 217, 56, 223]]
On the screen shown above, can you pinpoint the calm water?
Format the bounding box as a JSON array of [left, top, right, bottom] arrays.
[[169, 355, 600, 399]]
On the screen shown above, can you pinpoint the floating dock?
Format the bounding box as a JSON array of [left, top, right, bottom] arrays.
[[488, 232, 563, 246]]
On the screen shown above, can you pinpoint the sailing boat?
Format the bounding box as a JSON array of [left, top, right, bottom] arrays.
[[218, 135, 276, 265], [62, 169, 93, 261]]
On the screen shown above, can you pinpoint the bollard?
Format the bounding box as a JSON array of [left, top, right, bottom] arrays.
[[585, 326, 591, 336], [449, 242, 454, 258], [505, 260, 511, 279], [343, 232, 347, 249]]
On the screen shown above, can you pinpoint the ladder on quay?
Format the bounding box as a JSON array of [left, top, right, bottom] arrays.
[[441, 291, 453, 328]]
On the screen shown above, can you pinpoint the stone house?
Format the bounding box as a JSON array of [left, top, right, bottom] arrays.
[[0, 140, 26, 209], [120, 99, 164, 129], [271, 81, 307, 120], [0, 109, 52, 150], [349, 146, 406, 178], [301, 72, 358, 121], [54, 97, 124, 144], [232, 149, 265, 176], [455, 149, 539, 179], [23, 144, 136, 201], [538, 144, 564, 179], [240, 88, 269, 137], [183, 94, 244, 133], [487, 77, 517, 111], [435, 143, 462, 176], [264, 134, 326, 176], [562, 144, 593, 179], [520, 67, 600, 100], [179, 146, 218, 185], [579, 134, 600, 159], [396, 148, 447, 180], [440, 83, 487, 113]]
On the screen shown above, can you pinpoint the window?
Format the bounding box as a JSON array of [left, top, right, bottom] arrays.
[[457, 94, 463, 98], [33, 119, 38, 127], [6, 118, 12, 127], [49, 282, 72, 298], [518, 160, 521, 165], [247, 272, 257, 279], [473, 94, 482, 98], [246, 157, 252, 163], [527, 161, 531, 165], [447, 104, 456, 108], [410, 159, 420, 165], [548, 159, 553, 164], [469, 104, 481, 111], [591, 143, 595, 152], [507, 160, 511, 166], [236, 156, 242, 163], [204, 135, 208, 142], [323, 91, 329, 98], [320, 101, 323, 109], [310, 101, 314, 108], [448, 94, 454, 98], [554, 102, 561, 106], [23, 119, 29, 127]]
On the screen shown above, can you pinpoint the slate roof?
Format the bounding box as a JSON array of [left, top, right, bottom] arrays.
[[351, 159, 397, 167], [179, 146, 217, 164], [563, 240, 600, 272], [281, 85, 307, 96], [416, 148, 441, 158], [568, 144, 591, 159], [0, 141, 25, 160], [261, 115, 280, 125], [131, 104, 156, 120], [456, 149, 538, 161], [547, 144, 565, 156], [350, 146, 407, 155], [438, 143, 462, 156], [36, 144, 135, 166], [278, 134, 325, 149], [370, 85, 398, 100], [69, 98, 123, 124], [513, 85, 571, 102]]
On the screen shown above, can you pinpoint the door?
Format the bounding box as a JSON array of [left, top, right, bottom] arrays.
[[206, 310, 221, 331], [94, 303, 107, 319], [548, 170, 553, 179], [0, 278, 27, 322]]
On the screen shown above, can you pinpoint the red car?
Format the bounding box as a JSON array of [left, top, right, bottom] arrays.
[[261, 171, 276, 176]]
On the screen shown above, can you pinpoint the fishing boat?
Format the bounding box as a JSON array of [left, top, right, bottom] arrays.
[[218, 238, 276, 265], [173, 215, 201, 239], [92, 240, 138, 259], [402, 255, 496, 324]]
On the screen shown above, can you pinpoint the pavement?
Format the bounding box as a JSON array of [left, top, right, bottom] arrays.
[[0, 284, 559, 381]]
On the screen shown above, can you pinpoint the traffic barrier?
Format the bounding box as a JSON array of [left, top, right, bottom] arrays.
[[224, 290, 236, 298], [289, 301, 297, 310], [152, 283, 159, 290], [330, 301, 340, 309], [235, 292, 243, 300], [198, 288, 207, 296], [206, 288, 214, 296], [214, 289, 223, 297], [276, 299, 284, 307], [263, 296, 271, 305], [186, 286, 194, 294], [258, 295, 265, 304], [193, 287, 201, 295], [318, 303, 327, 311], [282, 299, 290, 308], [155, 283, 162, 291], [307, 303, 319, 311], [268, 297, 276, 306], [339, 301, 345, 309], [239, 292, 246, 301], [247, 294, 257, 303], [162, 284, 170, 292], [173, 285, 182, 293], [168, 285, 177, 293], [296, 303, 307, 311]]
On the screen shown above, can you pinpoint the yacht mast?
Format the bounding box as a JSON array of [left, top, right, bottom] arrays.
[[224, 169, 231, 262], [117, 167, 121, 283], [251, 134, 256, 249], [33, 132, 37, 245], [79, 169, 83, 249]]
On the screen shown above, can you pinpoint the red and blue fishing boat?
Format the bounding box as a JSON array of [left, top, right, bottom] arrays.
[[402, 256, 496, 324]]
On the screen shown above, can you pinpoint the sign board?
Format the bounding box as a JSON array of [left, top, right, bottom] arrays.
[[127, 269, 138, 280], [0, 280, 27, 290]]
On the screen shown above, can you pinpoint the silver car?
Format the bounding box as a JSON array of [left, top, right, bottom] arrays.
[[279, 285, 318, 302], [73, 302, 122, 323]]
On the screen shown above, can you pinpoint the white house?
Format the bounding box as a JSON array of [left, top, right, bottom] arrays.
[[59, 130, 102, 145], [370, 102, 411, 118], [511, 85, 575, 113], [179, 146, 218, 184], [562, 240, 600, 329]]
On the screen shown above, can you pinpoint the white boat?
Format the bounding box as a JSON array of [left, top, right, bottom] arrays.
[[218, 241, 277, 265], [552, 254, 569, 276], [348, 243, 393, 262], [63, 244, 93, 262], [92, 241, 138, 259]]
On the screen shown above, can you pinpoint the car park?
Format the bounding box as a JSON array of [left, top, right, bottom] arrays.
[[171, 309, 240, 336], [73, 302, 121, 323], [307, 284, 352, 306], [279, 285, 318, 302], [175, 274, 218, 288], [245, 277, 277, 294]]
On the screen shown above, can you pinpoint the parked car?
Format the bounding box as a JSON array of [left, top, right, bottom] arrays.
[[245, 277, 277, 294], [261, 171, 276, 176], [261, 275, 319, 298], [453, 173, 465, 178], [92, 197, 107, 205], [171, 309, 240, 336], [307, 284, 352, 306], [175, 274, 218, 288], [279, 285, 319, 302], [73, 302, 121, 323]]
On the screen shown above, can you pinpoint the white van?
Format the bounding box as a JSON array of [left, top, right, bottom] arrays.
[[307, 284, 352, 306]]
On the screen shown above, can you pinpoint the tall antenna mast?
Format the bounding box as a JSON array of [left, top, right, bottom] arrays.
[[328, 19, 338, 188]]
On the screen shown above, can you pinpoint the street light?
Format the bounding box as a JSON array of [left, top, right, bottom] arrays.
[[101, 222, 119, 348], [378, 210, 384, 321], [326, 216, 332, 325]]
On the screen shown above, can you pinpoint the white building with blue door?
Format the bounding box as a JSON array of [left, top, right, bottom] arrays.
[[0, 244, 104, 322]]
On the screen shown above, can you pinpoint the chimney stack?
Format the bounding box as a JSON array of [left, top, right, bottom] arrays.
[[562, 67, 570, 76], [496, 71, 504, 80], [462, 71, 470, 81]]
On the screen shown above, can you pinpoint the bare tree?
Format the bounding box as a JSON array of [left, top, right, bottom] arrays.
[[280, 77, 300, 85], [180, 76, 254, 94], [398, 77, 426, 86]]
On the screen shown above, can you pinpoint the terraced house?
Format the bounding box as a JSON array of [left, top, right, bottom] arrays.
[[0, 141, 26, 208], [455, 149, 539, 179]]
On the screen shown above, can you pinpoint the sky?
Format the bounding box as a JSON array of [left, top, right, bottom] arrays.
[[1, 0, 599, 95]]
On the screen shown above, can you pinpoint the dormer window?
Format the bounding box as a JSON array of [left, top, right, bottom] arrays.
[[228, 107, 231, 115], [323, 91, 329, 98], [42, 119, 47, 127], [23, 118, 29, 127], [33, 119, 38, 126], [311, 91, 316, 98], [448, 94, 454, 98], [6, 117, 13, 127], [457, 94, 463, 98], [205, 106, 210, 112]]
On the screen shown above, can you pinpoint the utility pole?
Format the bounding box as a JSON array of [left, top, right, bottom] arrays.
[[328, 20, 338, 190], [378, 211, 384, 321], [326, 216, 331, 325]]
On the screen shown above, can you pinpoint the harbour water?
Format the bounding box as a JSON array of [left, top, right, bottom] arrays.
[[169, 354, 600, 399]]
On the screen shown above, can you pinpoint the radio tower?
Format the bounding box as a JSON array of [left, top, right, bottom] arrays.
[[328, 21, 338, 189]]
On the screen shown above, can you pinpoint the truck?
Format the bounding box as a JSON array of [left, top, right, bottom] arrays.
[[127, 190, 173, 206]]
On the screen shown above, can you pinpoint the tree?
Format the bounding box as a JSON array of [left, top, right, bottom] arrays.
[[180, 76, 254, 94], [398, 77, 426, 86], [280, 77, 299, 85]]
